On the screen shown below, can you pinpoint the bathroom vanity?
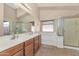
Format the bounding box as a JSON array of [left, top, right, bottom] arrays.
[[0, 33, 41, 56], [0, 4, 41, 56]]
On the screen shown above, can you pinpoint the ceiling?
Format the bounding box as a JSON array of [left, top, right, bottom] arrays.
[[37, 3, 79, 10], [6, 3, 79, 9], [5, 3, 19, 9], [37, 3, 79, 7]]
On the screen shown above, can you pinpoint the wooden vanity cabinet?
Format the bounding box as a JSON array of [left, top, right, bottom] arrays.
[[25, 39, 34, 56], [0, 34, 41, 56], [0, 43, 24, 56]]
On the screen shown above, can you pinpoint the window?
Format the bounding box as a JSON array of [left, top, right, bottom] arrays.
[[42, 20, 54, 32]]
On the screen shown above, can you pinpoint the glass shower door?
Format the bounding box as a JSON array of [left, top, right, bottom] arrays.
[[64, 17, 79, 47]]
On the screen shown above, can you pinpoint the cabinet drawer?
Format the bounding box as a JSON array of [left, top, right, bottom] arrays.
[[13, 50, 23, 56], [0, 43, 24, 56], [25, 43, 33, 56], [25, 39, 33, 47]]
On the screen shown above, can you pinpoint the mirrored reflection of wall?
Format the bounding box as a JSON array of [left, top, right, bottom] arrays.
[[0, 4, 17, 36], [4, 4, 17, 35], [18, 12, 34, 33], [15, 21, 32, 34], [0, 4, 4, 36]]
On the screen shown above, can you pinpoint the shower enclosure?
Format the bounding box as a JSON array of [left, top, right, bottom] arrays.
[[57, 15, 79, 47], [64, 16, 79, 47]]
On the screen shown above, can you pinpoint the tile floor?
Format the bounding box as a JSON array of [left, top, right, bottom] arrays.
[[35, 44, 79, 56]]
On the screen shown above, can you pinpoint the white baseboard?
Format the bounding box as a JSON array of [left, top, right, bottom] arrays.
[[64, 46, 79, 50], [57, 45, 64, 48], [42, 43, 79, 50]]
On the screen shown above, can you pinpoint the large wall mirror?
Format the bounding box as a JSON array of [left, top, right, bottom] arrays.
[[0, 3, 35, 36], [16, 5, 35, 34]]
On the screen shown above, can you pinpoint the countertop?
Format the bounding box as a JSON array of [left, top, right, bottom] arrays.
[[0, 33, 40, 52]]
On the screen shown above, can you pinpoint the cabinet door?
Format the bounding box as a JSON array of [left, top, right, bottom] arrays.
[[34, 36, 39, 53], [35, 42, 39, 52], [25, 43, 33, 56], [13, 50, 23, 56], [38, 35, 41, 48], [64, 18, 79, 47]]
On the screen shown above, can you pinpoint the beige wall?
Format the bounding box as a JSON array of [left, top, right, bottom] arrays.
[[40, 9, 79, 21]]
